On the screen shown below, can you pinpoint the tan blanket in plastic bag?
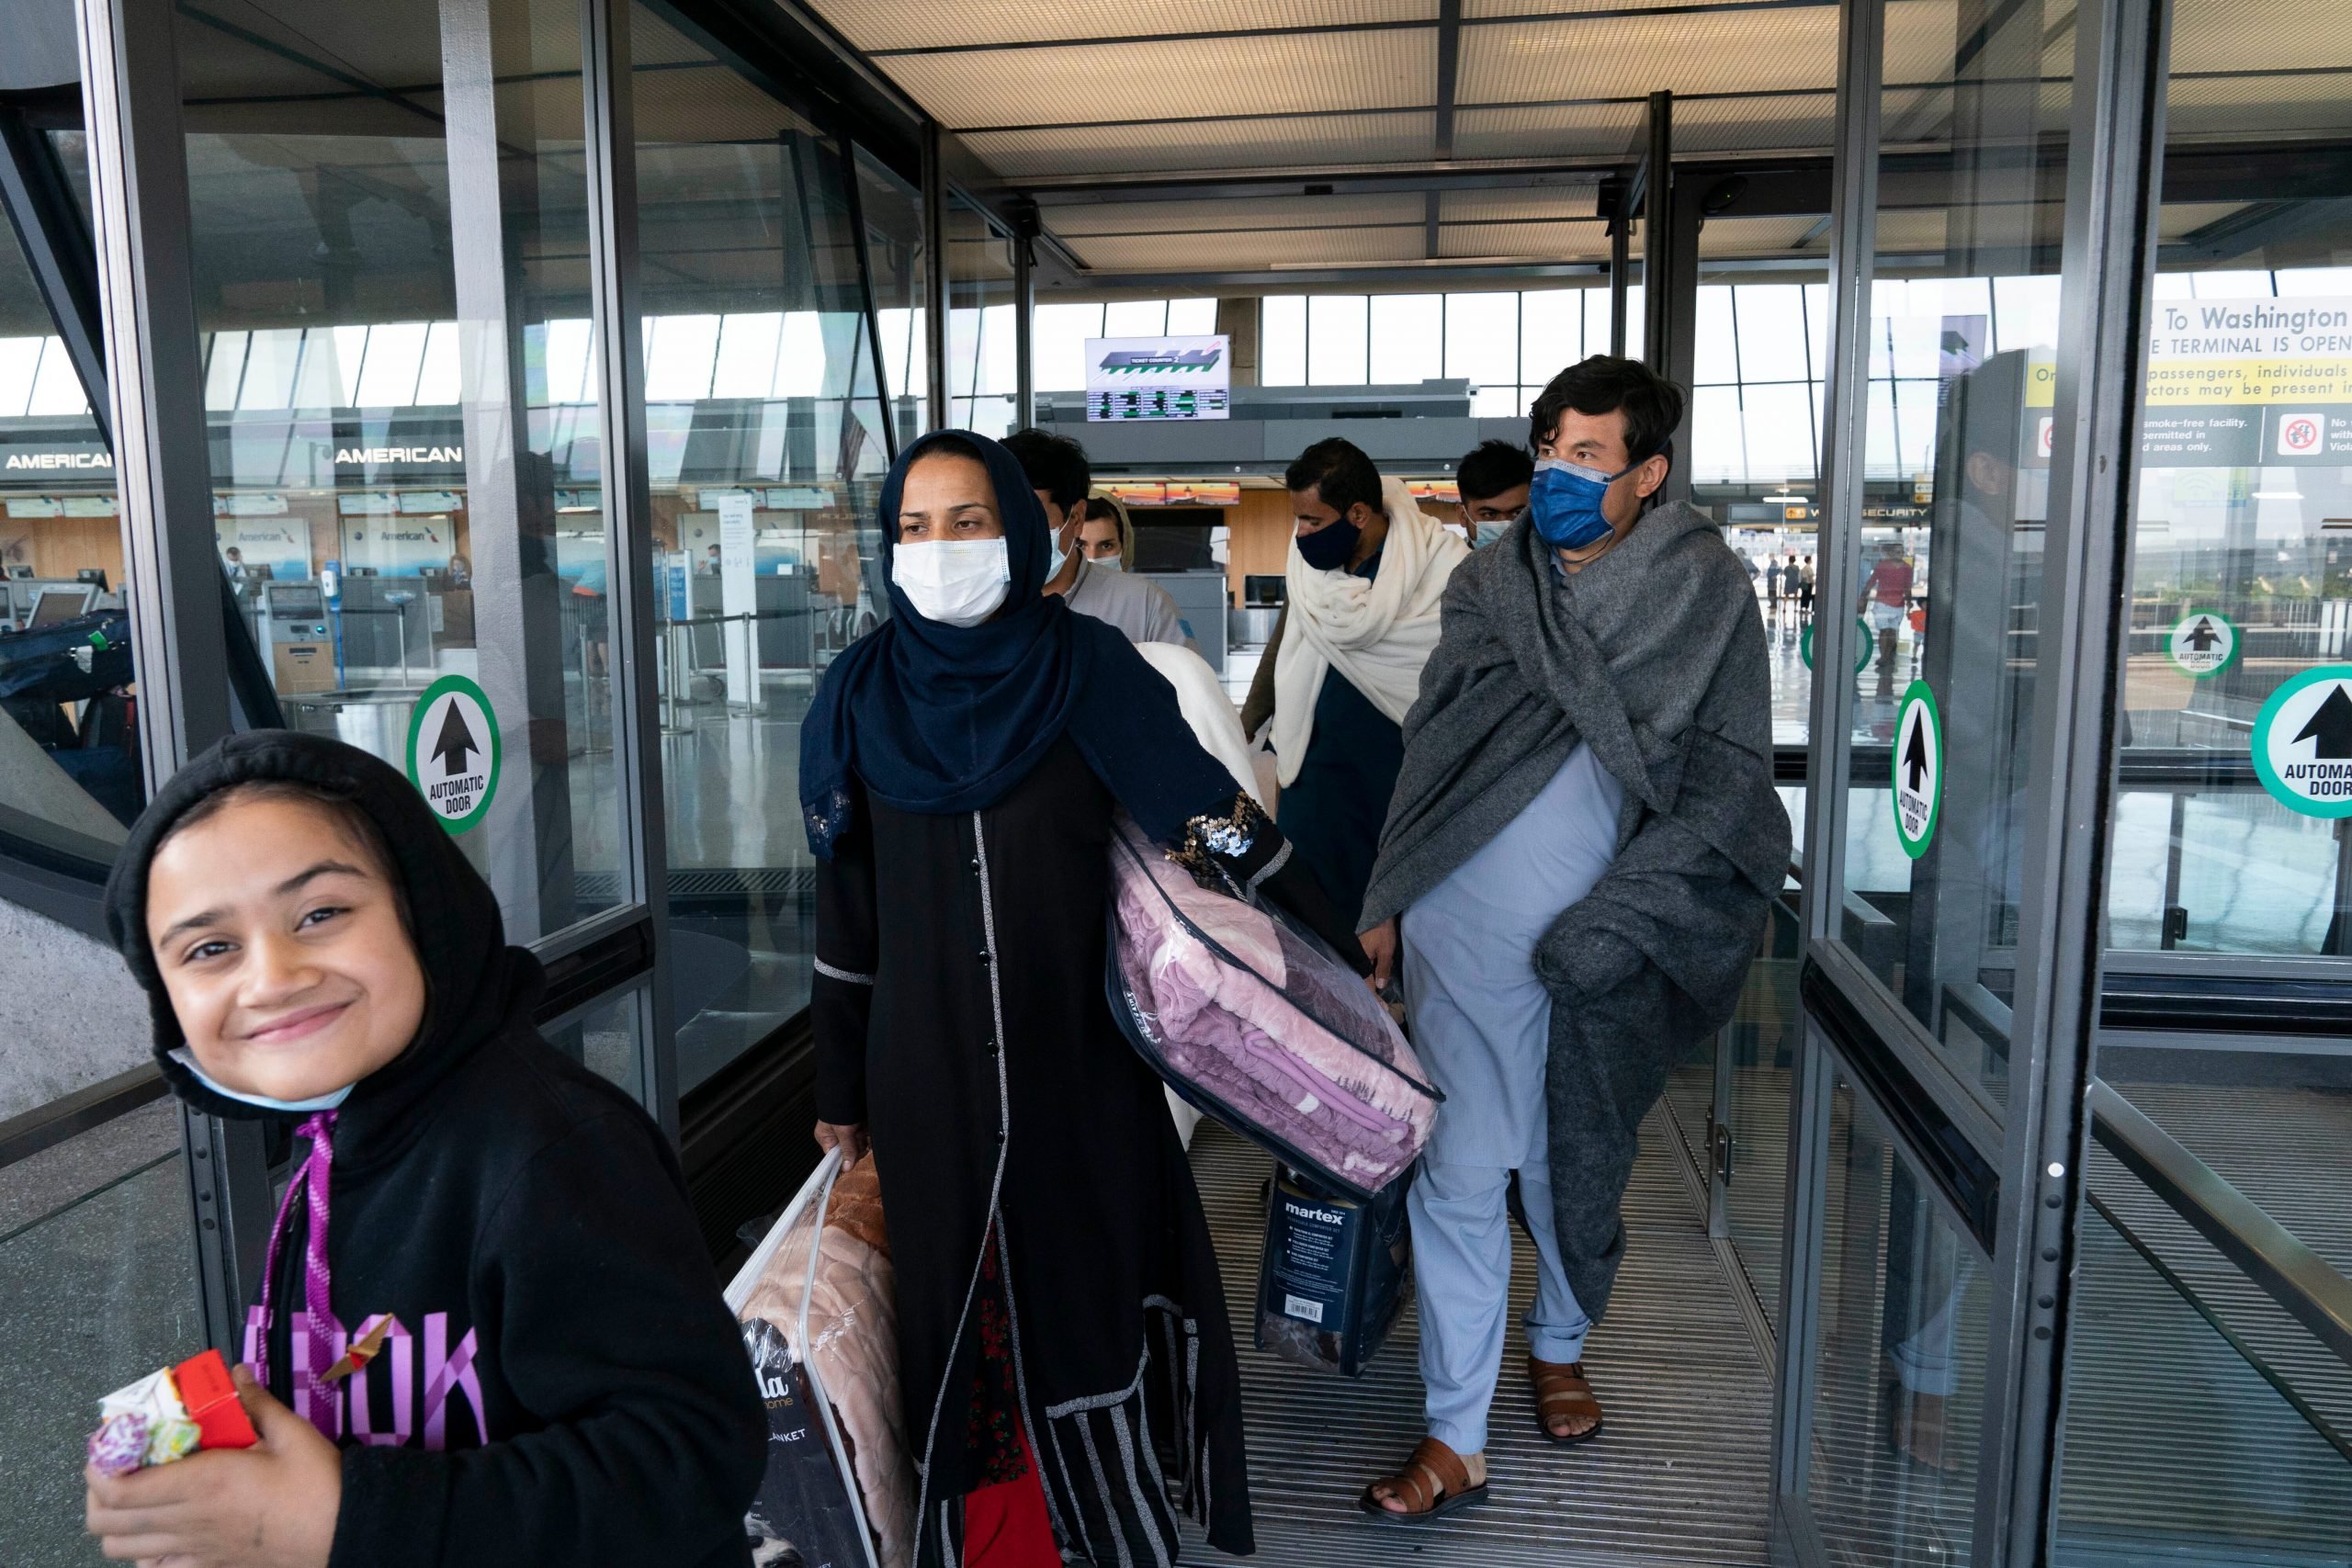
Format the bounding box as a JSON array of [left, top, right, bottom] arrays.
[[741, 1158, 914, 1568]]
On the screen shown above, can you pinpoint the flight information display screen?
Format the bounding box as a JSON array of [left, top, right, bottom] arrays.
[[1085, 334, 1230, 423]]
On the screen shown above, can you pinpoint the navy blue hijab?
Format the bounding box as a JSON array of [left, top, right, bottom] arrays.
[[799, 430, 1236, 857]]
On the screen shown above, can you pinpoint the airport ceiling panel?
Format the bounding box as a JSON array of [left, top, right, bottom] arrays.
[[2173, 0, 2352, 71], [1067, 223, 1426, 271], [1437, 188, 1601, 223], [1463, 0, 1784, 12], [174, 0, 446, 102], [1668, 91, 1837, 153], [634, 6, 732, 66], [1868, 209, 1947, 258], [882, 28, 1436, 130], [817, 0, 1435, 53], [1435, 219, 1611, 261], [1881, 0, 1963, 85], [1044, 194, 1427, 237], [1696, 215, 1828, 258], [2154, 202, 2251, 241], [633, 63, 825, 143], [2166, 70, 2352, 140], [1452, 103, 1645, 161], [1458, 11, 1838, 105], [963, 111, 1438, 178]]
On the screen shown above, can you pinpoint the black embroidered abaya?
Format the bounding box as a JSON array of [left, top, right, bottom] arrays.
[[805, 432, 1366, 1568], [817, 740, 1267, 1566]]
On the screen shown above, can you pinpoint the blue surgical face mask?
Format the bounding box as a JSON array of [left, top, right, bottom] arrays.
[[1474, 521, 1510, 548], [171, 1047, 356, 1113], [1528, 457, 1640, 550], [1295, 515, 1361, 572]]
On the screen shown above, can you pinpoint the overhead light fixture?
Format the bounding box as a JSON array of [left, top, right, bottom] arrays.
[[2251, 491, 2303, 501]]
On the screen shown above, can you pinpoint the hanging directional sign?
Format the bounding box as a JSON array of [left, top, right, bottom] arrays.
[[2252, 665, 2352, 818], [405, 673, 500, 834], [1802, 617, 1872, 674], [2165, 607, 2238, 678], [1892, 679, 1942, 858]]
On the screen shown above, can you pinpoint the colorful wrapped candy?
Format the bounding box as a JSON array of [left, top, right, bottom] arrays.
[[144, 1418, 202, 1465], [86, 1413, 149, 1477], [86, 1349, 259, 1472]]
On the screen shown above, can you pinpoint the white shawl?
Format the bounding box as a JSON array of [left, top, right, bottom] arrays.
[[1272, 477, 1469, 786], [1135, 641, 1263, 807]]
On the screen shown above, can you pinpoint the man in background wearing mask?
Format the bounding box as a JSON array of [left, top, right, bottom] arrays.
[[1354, 358, 1787, 1520], [1001, 428, 1193, 650], [1250, 435, 1466, 937], [1456, 440, 1534, 547]]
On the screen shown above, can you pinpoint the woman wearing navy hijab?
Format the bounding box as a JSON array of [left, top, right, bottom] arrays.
[[801, 432, 1363, 1567]]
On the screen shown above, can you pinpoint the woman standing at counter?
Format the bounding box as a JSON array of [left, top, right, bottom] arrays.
[[800, 430, 1363, 1568]]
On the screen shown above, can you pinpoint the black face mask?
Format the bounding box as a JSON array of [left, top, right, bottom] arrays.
[[1296, 514, 1361, 571]]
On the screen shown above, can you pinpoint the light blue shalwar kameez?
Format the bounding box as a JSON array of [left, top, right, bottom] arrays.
[[1399, 740, 1624, 1454]]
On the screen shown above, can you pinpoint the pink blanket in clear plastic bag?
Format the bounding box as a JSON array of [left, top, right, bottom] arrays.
[[1107, 813, 1438, 1192]]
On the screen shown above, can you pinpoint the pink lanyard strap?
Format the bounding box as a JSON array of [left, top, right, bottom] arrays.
[[255, 1110, 343, 1438]]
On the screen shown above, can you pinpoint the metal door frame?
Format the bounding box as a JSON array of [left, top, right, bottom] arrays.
[[1770, 0, 2171, 1562]]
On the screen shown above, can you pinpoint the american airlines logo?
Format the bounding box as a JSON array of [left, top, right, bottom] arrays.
[[1097, 348, 1221, 375], [334, 446, 464, 464], [6, 451, 113, 468]]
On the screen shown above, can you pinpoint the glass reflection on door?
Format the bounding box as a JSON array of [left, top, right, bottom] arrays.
[[1832, 0, 2081, 1114], [2055, 1, 2352, 1557], [1808, 1072, 1990, 1567], [628, 3, 903, 1092], [174, 0, 628, 944]]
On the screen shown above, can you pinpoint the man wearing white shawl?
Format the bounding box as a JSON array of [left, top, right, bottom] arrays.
[[1253, 438, 1467, 933]]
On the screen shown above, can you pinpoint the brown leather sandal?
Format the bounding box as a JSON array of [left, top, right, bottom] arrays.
[[1358, 1435, 1490, 1523], [1530, 1356, 1604, 1445]]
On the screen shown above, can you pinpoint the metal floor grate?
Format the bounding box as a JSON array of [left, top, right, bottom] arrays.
[[1178, 1110, 1775, 1567]]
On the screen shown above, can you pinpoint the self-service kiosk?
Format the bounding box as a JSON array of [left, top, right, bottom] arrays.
[[262, 580, 336, 693]]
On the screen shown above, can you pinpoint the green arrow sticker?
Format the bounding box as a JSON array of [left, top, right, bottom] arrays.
[[405, 673, 501, 835], [1801, 617, 1871, 674], [2165, 607, 2237, 678], [1891, 679, 1941, 858], [2252, 664, 2352, 818]]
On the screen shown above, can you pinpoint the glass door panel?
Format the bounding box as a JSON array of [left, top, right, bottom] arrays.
[[2055, 6, 2352, 1559], [1805, 1069, 1993, 1566], [627, 3, 898, 1093], [174, 0, 628, 944], [1833, 0, 2080, 1114]]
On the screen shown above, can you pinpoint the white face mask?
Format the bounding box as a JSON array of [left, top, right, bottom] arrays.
[[171, 1048, 356, 1112], [892, 537, 1011, 626], [1089, 555, 1122, 573]]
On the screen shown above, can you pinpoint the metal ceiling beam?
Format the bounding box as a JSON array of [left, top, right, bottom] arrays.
[[2171, 193, 2352, 265], [1433, 0, 1464, 163], [1033, 260, 1611, 293], [862, 0, 1838, 58], [1023, 164, 1614, 208], [0, 104, 110, 446]]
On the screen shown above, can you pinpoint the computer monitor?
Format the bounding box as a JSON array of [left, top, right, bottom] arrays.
[[28, 584, 96, 626]]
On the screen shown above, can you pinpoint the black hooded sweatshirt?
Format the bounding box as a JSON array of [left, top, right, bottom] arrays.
[[104, 731, 764, 1568]]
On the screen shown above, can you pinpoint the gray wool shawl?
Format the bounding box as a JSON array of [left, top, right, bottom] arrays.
[[1361, 502, 1791, 1317]]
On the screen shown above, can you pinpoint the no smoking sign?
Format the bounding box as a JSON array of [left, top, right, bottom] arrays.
[[405, 674, 501, 834]]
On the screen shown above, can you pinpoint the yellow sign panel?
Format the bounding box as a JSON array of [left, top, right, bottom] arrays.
[[2022, 297, 2352, 409]]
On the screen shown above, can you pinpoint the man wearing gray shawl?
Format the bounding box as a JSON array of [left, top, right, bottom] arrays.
[[1358, 357, 1790, 1522]]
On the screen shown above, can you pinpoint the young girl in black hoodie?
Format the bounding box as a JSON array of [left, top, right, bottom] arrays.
[[86, 730, 764, 1567]]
